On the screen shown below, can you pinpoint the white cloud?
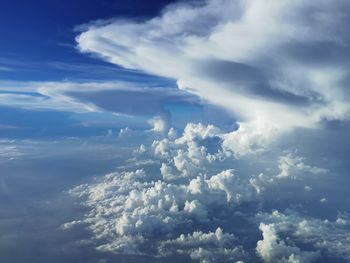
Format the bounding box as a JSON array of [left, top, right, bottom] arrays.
[[65, 121, 338, 261], [135, 144, 146, 154], [76, 0, 350, 137], [208, 169, 253, 203], [256, 222, 319, 263], [152, 123, 225, 177], [66, 125, 266, 260], [257, 210, 350, 261], [158, 228, 245, 263], [278, 153, 328, 178], [222, 121, 278, 157], [160, 162, 175, 181], [149, 116, 168, 133], [175, 123, 221, 145], [68, 166, 253, 259]]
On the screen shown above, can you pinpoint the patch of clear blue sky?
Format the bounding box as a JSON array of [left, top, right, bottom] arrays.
[[0, 0, 176, 82]]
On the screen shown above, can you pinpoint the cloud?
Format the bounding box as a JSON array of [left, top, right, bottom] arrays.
[[0, 66, 14, 72], [256, 222, 319, 263], [149, 116, 169, 133], [0, 139, 23, 160], [277, 153, 328, 179], [0, 80, 236, 133], [76, 0, 350, 137], [65, 121, 337, 261], [158, 228, 245, 263], [60, 3, 350, 259], [66, 84, 200, 117], [221, 121, 278, 158], [257, 210, 350, 262], [0, 81, 99, 112], [66, 122, 272, 261], [68, 166, 252, 261], [0, 81, 199, 114], [249, 152, 329, 196]]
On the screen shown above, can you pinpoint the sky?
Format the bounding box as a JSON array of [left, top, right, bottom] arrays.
[[1, 1, 350, 263]]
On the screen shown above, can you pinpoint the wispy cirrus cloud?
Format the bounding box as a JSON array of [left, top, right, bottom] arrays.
[[0, 81, 198, 115]]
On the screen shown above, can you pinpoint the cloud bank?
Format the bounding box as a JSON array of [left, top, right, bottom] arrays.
[[64, 122, 350, 262]]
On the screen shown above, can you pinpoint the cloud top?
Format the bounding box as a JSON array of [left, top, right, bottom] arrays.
[[77, 0, 350, 133]]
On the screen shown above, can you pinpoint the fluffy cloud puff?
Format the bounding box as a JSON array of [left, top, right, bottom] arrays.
[[76, 0, 350, 135], [256, 223, 319, 263]]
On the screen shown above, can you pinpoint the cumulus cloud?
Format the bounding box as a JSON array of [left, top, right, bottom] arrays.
[[256, 222, 319, 263], [149, 116, 169, 133], [76, 0, 350, 136], [221, 121, 278, 158], [66, 122, 276, 261], [257, 210, 350, 262], [277, 153, 328, 179], [152, 123, 224, 176], [158, 228, 245, 263], [65, 120, 337, 261], [249, 152, 328, 196], [68, 165, 251, 261]]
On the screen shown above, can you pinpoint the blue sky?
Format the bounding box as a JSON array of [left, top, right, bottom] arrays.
[[2, 1, 350, 263], [0, 0, 173, 67]]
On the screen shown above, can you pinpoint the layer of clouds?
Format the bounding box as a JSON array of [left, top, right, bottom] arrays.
[[76, 0, 350, 137], [0, 81, 198, 115], [65, 122, 339, 262]]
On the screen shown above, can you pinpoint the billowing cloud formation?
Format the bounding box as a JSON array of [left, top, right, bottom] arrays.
[[65, 123, 342, 262], [76, 0, 350, 135], [256, 222, 319, 263], [68, 167, 249, 262], [256, 210, 350, 262]]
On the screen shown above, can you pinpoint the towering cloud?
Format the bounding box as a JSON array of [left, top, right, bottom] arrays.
[[76, 0, 350, 135]]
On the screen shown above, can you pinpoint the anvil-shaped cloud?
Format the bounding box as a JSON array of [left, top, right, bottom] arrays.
[[76, 0, 350, 134]]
